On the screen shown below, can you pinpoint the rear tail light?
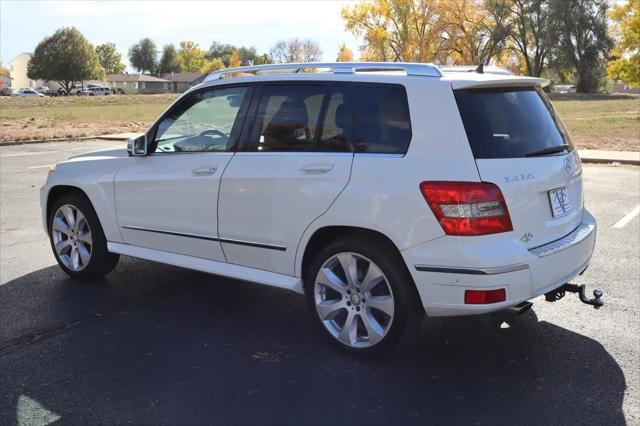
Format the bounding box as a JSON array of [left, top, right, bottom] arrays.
[[465, 289, 506, 304], [419, 181, 513, 236]]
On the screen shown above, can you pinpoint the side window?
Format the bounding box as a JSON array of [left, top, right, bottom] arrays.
[[154, 86, 248, 153], [247, 85, 351, 152], [355, 85, 411, 154]]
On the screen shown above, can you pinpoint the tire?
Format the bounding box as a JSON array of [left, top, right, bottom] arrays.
[[48, 192, 119, 280], [304, 235, 422, 355]]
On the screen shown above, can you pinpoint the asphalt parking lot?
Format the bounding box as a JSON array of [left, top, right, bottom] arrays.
[[1, 140, 639, 425]]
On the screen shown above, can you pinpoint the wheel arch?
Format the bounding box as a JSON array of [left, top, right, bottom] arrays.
[[46, 185, 91, 223]]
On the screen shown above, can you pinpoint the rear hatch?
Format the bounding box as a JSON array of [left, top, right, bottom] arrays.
[[454, 86, 583, 249]]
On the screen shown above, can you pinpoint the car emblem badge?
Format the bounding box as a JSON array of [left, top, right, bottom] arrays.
[[563, 157, 574, 174], [521, 232, 533, 243]]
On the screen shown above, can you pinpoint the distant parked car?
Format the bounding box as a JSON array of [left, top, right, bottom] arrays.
[[37, 86, 58, 97], [1, 87, 16, 96], [14, 88, 45, 97], [87, 86, 110, 96]]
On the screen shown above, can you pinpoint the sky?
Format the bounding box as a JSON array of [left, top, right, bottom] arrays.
[[0, 0, 362, 70]]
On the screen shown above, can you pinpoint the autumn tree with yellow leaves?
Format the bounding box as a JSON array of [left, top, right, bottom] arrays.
[[607, 0, 640, 87], [337, 43, 354, 62]]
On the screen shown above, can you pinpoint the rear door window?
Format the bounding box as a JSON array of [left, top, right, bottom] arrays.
[[354, 84, 412, 154], [454, 87, 574, 159], [246, 84, 352, 152]]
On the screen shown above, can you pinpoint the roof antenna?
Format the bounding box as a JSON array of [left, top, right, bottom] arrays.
[[476, 63, 484, 74]]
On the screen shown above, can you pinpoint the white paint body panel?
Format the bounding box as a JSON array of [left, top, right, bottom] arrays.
[[113, 153, 232, 261], [219, 152, 352, 275]]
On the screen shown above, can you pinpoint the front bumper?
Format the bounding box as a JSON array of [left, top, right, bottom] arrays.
[[402, 209, 597, 317]]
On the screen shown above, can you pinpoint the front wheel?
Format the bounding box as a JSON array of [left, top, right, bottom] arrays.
[[304, 236, 421, 355], [49, 193, 119, 280]]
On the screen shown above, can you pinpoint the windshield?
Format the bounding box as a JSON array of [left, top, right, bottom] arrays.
[[454, 87, 573, 159]]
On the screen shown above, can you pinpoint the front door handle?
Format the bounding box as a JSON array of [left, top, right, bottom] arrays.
[[300, 163, 334, 174], [191, 166, 217, 176]]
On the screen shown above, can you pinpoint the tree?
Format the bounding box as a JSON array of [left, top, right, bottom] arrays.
[[0, 61, 10, 75], [201, 58, 225, 73], [341, 0, 451, 62], [206, 42, 257, 66], [551, 0, 612, 92], [337, 43, 354, 62], [177, 41, 207, 72], [128, 38, 157, 74], [229, 49, 242, 68], [495, 0, 557, 77], [158, 44, 182, 74], [269, 38, 322, 63], [253, 54, 273, 65], [444, 0, 512, 65], [95, 42, 125, 74], [27, 27, 103, 95], [607, 0, 640, 87]]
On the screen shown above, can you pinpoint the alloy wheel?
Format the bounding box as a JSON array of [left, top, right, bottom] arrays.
[[314, 252, 395, 348], [51, 204, 93, 271]]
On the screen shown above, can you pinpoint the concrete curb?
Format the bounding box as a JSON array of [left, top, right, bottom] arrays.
[[0, 136, 99, 146], [581, 157, 639, 166]]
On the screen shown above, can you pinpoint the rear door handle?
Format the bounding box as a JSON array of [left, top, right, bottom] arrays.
[[300, 163, 334, 174], [191, 166, 217, 176]]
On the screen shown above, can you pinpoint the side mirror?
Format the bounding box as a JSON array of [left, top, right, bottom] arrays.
[[127, 134, 148, 156]]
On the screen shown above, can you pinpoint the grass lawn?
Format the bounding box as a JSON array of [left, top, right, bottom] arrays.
[[1, 92, 638, 151]]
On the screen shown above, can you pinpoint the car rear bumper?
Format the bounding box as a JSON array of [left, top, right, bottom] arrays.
[[402, 208, 597, 317]]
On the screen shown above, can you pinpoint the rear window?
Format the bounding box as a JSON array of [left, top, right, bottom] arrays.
[[355, 84, 411, 154], [454, 87, 573, 159]]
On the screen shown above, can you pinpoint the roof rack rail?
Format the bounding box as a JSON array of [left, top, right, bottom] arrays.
[[204, 62, 442, 82]]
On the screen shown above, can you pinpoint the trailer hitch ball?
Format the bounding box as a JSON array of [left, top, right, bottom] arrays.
[[545, 284, 604, 309]]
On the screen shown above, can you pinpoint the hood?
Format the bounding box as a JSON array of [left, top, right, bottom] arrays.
[[68, 146, 129, 161]]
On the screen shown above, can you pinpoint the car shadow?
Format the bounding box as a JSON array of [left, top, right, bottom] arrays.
[[0, 257, 627, 425]]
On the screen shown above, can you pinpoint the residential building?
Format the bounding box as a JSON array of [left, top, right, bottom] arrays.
[[161, 72, 206, 93], [9, 52, 39, 89], [106, 74, 169, 94]]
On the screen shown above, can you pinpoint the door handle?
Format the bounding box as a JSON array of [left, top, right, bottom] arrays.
[[191, 166, 217, 176], [300, 163, 334, 174]]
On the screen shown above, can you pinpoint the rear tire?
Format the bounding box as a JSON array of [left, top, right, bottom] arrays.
[[48, 192, 119, 280], [304, 235, 422, 355]]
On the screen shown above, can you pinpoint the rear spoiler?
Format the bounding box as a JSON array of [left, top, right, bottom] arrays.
[[450, 75, 550, 90]]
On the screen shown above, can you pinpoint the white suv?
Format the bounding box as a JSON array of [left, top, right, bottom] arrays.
[[40, 62, 598, 354]]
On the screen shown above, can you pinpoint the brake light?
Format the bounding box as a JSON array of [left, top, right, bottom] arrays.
[[465, 289, 506, 304], [419, 181, 513, 236]]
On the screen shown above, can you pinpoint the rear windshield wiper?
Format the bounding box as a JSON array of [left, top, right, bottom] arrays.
[[526, 144, 570, 157]]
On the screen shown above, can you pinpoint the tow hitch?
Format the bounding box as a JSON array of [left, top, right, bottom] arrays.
[[545, 284, 604, 309]]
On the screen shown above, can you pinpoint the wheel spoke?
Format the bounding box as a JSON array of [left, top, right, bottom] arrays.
[[316, 299, 343, 320], [361, 311, 385, 345], [78, 230, 92, 245], [361, 264, 384, 293], [54, 239, 71, 255], [367, 295, 394, 316], [338, 311, 358, 346], [78, 244, 91, 266], [52, 218, 71, 235], [337, 253, 358, 287], [63, 206, 76, 228], [70, 246, 80, 270], [317, 267, 347, 294]]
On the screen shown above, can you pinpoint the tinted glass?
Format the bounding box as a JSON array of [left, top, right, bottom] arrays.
[[355, 85, 411, 154], [454, 87, 573, 159], [155, 86, 247, 153], [248, 85, 350, 152]]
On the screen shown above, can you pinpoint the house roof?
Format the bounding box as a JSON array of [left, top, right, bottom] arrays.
[[106, 74, 169, 83], [161, 72, 205, 82]]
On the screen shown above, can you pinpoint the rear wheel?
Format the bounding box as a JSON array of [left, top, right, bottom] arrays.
[[48, 193, 119, 280], [304, 236, 421, 355]]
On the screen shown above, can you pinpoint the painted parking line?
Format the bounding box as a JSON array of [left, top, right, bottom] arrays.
[[612, 204, 640, 229], [0, 150, 59, 158], [28, 164, 53, 170]]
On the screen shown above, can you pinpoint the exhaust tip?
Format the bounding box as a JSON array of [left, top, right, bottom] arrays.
[[507, 301, 533, 316]]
